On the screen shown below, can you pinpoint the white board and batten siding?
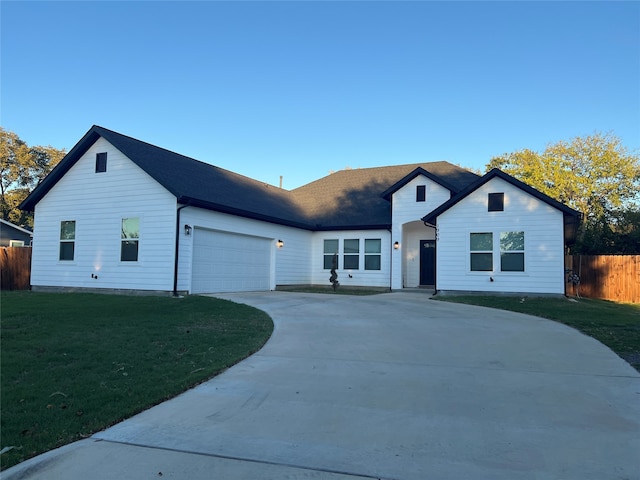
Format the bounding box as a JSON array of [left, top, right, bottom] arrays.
[[179, 207, 312, 293], [436, 177, 566, 294], [31, 138, 177, 292], [390, 175, 450, 289]]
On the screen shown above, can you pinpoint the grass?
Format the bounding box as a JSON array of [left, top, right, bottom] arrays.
[[0, 292, 273, 471], [433, 295, 640, 372]]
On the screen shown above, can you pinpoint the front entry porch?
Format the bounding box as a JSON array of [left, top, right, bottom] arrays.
[[395, 220, 436, 289]]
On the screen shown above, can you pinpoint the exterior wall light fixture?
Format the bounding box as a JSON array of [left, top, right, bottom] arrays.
[[184, 224, 192, 236], [277, 239, 284, 248], [394, 241, 400, 250]]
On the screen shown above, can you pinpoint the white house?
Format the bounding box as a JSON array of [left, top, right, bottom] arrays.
[[20, 126, 581, 295]]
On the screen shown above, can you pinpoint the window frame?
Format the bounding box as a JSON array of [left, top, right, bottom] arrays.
[[120, 217, 140, 262], [364, 238, 382, 270], [500, 231, 525, 272], [469, 232, 493, 272], [416, 185, 426, 202], [343, 239, 360, 270], [488, 192, 504, 212], [59, 220, 76, 261], [95, 152, 107, 173], [323, 239, 339, 270]]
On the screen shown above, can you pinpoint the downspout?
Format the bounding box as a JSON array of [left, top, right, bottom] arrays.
[[173, 203, 190, 297]]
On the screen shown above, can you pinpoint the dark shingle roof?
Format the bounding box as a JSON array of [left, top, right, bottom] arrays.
[[291, 163, 479, 229], [20, 126, 481, 230], [20, 126, 310, 228]]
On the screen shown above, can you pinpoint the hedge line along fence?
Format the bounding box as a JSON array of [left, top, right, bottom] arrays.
[[565, 255, 640, 304], [1, 247, 32, 290]]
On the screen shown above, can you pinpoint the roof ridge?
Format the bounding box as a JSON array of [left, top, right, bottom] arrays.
[[94, 125, 288, 191]]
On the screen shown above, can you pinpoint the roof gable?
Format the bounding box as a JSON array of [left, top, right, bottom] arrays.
[[421, 168, 582, 244], [380, 165, 479, 199], [20, 126, 311, 229], [20, 126, 483, 231], [290, 162, 480, 229]]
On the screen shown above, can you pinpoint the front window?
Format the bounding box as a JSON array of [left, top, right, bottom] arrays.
[[343, 239, 359, 269], [470, 232, 493, 271], [416, 185, 426, 202], [364, 239, 381, 270], [121, 217, 139, 261], [500, 231, 525, 271], [59, 220, 75, 261], [323, 239, 338, 269]]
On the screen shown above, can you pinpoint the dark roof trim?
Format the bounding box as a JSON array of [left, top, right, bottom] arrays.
[[177, 196, 314, 231], [312, 224, 391, 232], [422, 168, 582, 225], [19, 127, 104, 211], [381, 167, 459, 200]]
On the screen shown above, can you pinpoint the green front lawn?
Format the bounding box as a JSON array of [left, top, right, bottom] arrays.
[[0, 292, 273, 470], [434, 295, 640, 372]]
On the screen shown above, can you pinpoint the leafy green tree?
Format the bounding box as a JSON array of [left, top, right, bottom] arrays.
[[0, 128, 66, 227], [487, 132, 640, 252]]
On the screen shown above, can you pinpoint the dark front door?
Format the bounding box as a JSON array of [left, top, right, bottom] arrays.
[[419, 240, 436, 286]]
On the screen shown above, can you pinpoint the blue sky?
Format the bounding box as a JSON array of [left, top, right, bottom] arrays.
[[2, 1, 639, 189]]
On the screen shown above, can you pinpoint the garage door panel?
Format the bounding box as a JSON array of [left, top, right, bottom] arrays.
[[191, 229, 271, 293]]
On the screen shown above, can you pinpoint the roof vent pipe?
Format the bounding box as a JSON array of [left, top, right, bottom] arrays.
[[279, 175, 283, 189]]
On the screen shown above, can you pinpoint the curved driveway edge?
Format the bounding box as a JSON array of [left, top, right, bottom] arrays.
[[5, 292, 639, 480]]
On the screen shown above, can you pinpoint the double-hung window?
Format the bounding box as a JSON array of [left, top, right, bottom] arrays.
[[500, 231, 525, 272], [364, 239, 381, 270], [470, 232, 493, 271], [59, 221, 75, 261], [121, 217, 140, 261], [323, 239, 339, 269], [343, 239, 359, 269]]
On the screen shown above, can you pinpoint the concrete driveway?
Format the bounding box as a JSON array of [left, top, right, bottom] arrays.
[[5, 292, 639, 480]]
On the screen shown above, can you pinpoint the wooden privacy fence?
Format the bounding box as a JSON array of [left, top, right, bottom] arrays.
[[1, 247, 32, 290], [565, 255, 640, 304]]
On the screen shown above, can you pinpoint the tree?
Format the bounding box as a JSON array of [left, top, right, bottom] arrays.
[[0, 128, 66, 227], [487, 132, 640, 253]]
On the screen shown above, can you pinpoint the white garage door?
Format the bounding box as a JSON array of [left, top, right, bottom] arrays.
[[191, 228, 272, 293]]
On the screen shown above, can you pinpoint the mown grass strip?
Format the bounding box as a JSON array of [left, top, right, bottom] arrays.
[[433, 295, 640, 372], [0, 292, 273, 470]]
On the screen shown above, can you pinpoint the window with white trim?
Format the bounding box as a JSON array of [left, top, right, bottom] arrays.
[[343, 239, 359, 269], [121, 217, 139, 262], [500, 231, 525, 272], [364, 239, 381, 270], [470, 232, 493, 271], [323, 239, 338, 269], [59, 220, 76, 261]]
